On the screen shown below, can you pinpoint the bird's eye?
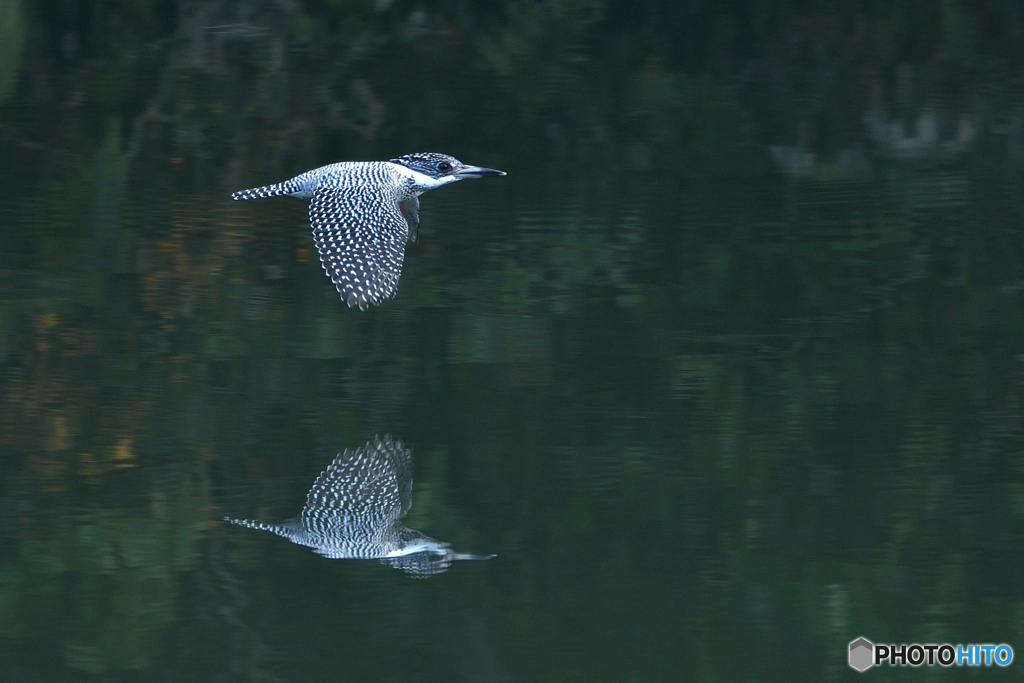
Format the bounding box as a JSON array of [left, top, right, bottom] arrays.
[[438, 161, 452, 173]]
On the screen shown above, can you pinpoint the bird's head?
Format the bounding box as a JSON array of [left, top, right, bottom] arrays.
[[391, 152, 505, 182]]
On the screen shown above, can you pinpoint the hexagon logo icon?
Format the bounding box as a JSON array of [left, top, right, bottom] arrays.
[[849, 637, 874, 672]]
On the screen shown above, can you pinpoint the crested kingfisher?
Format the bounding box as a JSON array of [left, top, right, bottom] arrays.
[[232, 153, 505, 309]]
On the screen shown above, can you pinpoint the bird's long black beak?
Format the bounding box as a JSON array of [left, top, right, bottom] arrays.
[[456, 165, 506, 178]]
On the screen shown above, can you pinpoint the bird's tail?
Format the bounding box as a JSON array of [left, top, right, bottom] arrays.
[[231, 183, 293, 201]]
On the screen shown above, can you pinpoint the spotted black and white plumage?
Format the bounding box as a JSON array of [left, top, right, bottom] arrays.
[[224, 435, 493, 577], [232, 153, 505, 310]]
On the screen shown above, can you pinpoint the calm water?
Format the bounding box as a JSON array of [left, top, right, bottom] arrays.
[[2, 2, 1024, 681]]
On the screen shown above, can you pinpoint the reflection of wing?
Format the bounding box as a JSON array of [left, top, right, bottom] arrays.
[[382, 551, 453, 578], [310, 187, 409, 310], [390, 438, 414, 519], [302, 436, 410, 538]]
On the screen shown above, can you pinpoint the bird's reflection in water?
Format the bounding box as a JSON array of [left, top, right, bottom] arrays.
[[225, 435, 493, 577]]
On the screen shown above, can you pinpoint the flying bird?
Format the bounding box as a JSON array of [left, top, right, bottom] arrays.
[[232, 153, 505, 309]]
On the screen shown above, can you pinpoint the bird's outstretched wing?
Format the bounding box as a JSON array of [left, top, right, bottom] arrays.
[[310, 187, 409, 310], [302, 436, 412, 537]]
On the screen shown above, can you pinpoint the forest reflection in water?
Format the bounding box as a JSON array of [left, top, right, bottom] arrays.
[[2, 0, 1024, 680]]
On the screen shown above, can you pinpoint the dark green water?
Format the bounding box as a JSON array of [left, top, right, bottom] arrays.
[[2, 1, 1024, 680]]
